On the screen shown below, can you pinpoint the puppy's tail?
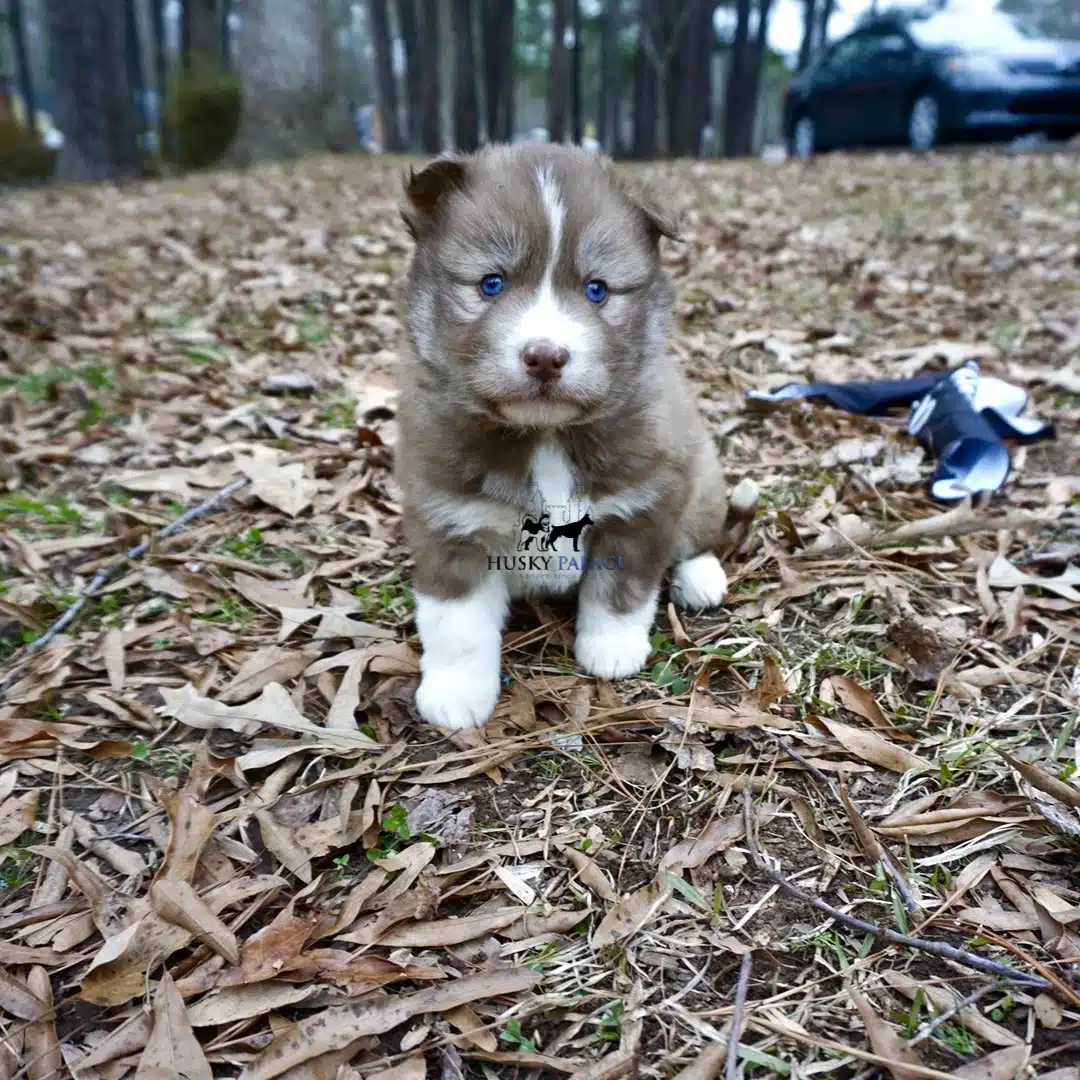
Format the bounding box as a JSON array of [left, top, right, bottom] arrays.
[[722, 478, 760, 558]]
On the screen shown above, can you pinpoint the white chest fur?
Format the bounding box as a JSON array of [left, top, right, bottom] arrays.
[[503, 440, 593, 597]]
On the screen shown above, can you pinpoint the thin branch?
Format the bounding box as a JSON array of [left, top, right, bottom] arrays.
[[739, 790, 1052, 992], [907, 980, 1012, 1047], [725, 951, 753, 1080], [792, 505, 1058, 561], [774, 737, 919, 916], [0, 476, 251, 704]]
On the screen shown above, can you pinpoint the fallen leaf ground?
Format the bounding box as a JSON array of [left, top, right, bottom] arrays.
[[0, 148, 1079, 1079]]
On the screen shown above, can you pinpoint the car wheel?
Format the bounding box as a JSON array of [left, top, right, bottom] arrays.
[[908, 94, 940, 151], [791, 115, 816, 159]]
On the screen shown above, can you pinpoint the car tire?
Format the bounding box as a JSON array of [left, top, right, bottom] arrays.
[[791, 115, 817, 159], [907, 93, 940, 151]]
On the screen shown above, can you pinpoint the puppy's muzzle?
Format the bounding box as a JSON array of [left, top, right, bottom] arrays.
[[521, 341, 569, 384]]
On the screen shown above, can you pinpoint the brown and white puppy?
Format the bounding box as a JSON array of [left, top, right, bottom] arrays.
[[396, 143, 757, 730]]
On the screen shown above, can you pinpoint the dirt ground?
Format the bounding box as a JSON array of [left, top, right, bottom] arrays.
[[0, 147, 1079, 1079]]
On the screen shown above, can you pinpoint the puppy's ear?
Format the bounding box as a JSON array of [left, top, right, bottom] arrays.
[[401, 156, 468, 240], [609, 167, 682, 244], [630, 186, 682, 244]]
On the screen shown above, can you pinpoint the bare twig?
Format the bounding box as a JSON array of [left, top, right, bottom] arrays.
[[0, 476, 250, 704], [739, 790, 1051, 991], [725, 951, 753, 1080], [792, 505, 1058, 561], [907, 980, 1012, 1047]]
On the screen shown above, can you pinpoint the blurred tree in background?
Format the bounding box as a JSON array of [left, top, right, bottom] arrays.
[[44, 0, 140, 181], [0, 0, 842, 185]]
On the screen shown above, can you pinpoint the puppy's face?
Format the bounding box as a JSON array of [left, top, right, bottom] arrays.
[[401, 144, 678, 429]]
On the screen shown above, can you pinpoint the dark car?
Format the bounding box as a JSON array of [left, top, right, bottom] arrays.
[[783, 7, 1080, 156]]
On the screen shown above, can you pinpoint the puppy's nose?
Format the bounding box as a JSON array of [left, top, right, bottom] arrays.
[[521, 341, 569, 382]]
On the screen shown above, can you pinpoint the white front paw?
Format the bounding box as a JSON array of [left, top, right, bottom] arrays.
[[414, 664, 500, 730], [671, 553, 728, 610], [575, 625, 652, 681]]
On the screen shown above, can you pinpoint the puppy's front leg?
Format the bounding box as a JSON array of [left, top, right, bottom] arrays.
[[412, 537, 508, 731], [574, 515, 674, 681]]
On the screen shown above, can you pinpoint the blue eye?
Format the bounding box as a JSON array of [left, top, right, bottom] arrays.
[[585, 279, 608, 304], [480, 274, 504, 298]]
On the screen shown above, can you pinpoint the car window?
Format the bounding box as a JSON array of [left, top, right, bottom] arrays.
[[822, 34, 872, 74]]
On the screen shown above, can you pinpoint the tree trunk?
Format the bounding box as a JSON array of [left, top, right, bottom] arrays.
[[124, 0, 148, 139], [451, 0, 479, 150], [570, 0, 581, 143], [797, 0, 817, 70], [548, 0, 570, 143], [631, 0, 656, 158], [667, 0, 695, 156], [44, 0, 141, 182], [398, 0, 422, 150], [815, 0, 835, 55], [368, 0, 403, 152], [419, 0, 443, 151], [181, 0, 222, 70], [8, 0, 38, 135], [680, 0, 714, 156], [228, 0, 352, 164], [598, 0, 619, 154], [743, 0, 775, 152], [722, 0, 751, 156], [482, 0, 514, 143], [697, 1, 716, 154]]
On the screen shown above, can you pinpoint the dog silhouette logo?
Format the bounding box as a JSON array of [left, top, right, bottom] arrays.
[[518, 511, 551, 551], [542, 511, 594, 552]]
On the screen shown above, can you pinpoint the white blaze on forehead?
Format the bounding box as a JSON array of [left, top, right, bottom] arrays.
[[503, 166, 599, 378], [536, 166, 565, 280]]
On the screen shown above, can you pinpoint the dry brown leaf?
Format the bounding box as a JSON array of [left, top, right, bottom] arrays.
[[592, 876, 671, 950], [178, 905, 317, 994], [151, 880, 240, 965], [135, 970, 212, 1080], [0, 790, 38, 847], [64, 809, 147, 878], [558, 842, 618, 901], [850, 987, 926, 1080], [324, 655, 364, 731], [236, 448, 320, 517], [186, 983, 320, 1026], [159, 682, 377, 750], [660, 814, 744, 871], [810, 716, 931, 774], [987, 555, 1080, 601], [24, 965, 61, 1080], [103, 628, 126, 692], [443, 1003, 498, 1051], [827, 674, 914, 741], [241, 967, 542, 1080], [256, 809, 313, 883], [997, 748, 1080, 810], [1034, 992, 1063, 1029], [0, 966, 50, 1022], [81, 875, 286, 1005], [361, 906, 525, 948], [357, 1061, 428, 1080], [218, 646, 314, 704], [951, 1046, 1030, 1080], [158, 786, 216, 885], [670, 1043, 727, 1080], [746, 654, 789, 708]]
